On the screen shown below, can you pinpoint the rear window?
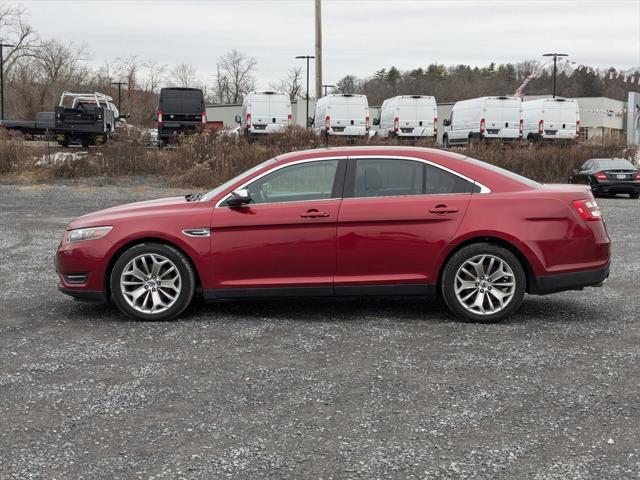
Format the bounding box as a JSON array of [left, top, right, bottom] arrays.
[[594, 159, 635, 170], [466, 157, 542, 188], [160, 89, 204, 114]]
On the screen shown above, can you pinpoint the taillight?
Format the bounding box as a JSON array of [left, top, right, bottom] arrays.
[[393, 116, 399, 132], [433, 117, 438, 135], [573, 199, 602, 221], [594, 171, 608, 181], [201, 111, 207, 125], [287, 113, 292, 126], [157, 110, 163, 124], [519, 118, 523, 137], [576, 120, 580, 137], [365, 115, 370, 131], [325, 115, 330, 131], [246, 113, 251, 128], [538, 119, 544, 134], [633, 172, 640, 180], [480, 118, 485, 135]]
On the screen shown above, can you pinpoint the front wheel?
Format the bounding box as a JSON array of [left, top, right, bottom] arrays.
[[443, 136, 450, 149], [110, 243, 196, 321], [441, 243, 526, 323]]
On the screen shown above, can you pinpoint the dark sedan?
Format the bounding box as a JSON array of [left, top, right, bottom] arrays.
[[569, 158, 640, 199]]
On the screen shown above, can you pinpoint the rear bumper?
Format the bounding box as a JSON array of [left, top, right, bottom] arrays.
[[531, 265, 609, 295], [592, 182, 640, 194]]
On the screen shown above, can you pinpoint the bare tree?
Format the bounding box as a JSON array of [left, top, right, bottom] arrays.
[[269, 67, 303, 101], [0, 4, 36, 71], [142, 59, 166, 92], [170, 62, 198, 88], [214, 49, 257, 104]]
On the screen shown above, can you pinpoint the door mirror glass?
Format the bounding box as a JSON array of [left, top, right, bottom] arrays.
[[234, 115, 241, 124], [372, 117, 380, 126], [227, 188, 252, 206], [443, 119, 451, 127], [307, 117, 314, 127]]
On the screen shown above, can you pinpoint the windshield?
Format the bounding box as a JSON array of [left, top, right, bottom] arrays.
[[201, 157, 278, 201], [465, 156, 542, 188]]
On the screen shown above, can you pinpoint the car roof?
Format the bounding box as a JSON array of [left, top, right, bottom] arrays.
[[273, 146, 465, 164]]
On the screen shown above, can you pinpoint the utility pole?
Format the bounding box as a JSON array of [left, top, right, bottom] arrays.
[[0, 43, 15, 120], [315, 0, 322, 100], [296, 55, 314, 127], [542, 53, 568, 98], [322, 84, 335, 96], [110, 81, 126, 113]]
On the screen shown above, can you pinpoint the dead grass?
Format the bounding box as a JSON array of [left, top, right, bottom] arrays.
[[0, 127, 630, 188]]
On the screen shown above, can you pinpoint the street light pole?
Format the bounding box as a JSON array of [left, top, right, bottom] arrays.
[[322, 84, 335, 96], [110, 81, 126, 113], [542, 53, 568, 98], [296, 55, 314, 128], [0, 43, 15, 120]]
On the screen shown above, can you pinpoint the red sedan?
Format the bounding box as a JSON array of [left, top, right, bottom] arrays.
[[55, 147, 610, 323]]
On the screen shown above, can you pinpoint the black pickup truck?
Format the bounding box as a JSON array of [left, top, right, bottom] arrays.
[[157, 87, 206, 146], [0, 112, 55, 136], [54, 92, 118, 147]]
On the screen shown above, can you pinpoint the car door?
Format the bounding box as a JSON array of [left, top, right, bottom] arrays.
[[210, 158, 346, 295], [335, 156, 475, 294], [576, 160, 593, 184]]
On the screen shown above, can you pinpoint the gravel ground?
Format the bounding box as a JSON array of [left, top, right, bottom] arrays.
[[1, 183, 639, 480]]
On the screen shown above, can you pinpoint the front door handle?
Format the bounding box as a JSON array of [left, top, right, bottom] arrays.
[[301, 209, 330, 219], [429, 204, 459, 215]]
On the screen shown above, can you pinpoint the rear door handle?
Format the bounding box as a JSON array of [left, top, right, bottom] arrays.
[[301, 209, 330, 219], [429, 204, 459, 215]]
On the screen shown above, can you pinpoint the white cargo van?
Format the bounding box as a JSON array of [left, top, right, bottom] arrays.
[[312, 94, 369, 138], [442, 96, 522, 147], [239, 92, 291, 138], [521, 98, 580, 143], [376, 95, 438, 141]]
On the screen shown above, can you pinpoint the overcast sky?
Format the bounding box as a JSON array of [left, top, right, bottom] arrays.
[[8, 0, 640, 92]]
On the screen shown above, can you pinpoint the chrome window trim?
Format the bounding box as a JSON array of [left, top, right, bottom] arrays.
[[215, 154, 491, 207]]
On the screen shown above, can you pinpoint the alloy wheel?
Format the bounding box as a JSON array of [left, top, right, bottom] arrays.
[[119, 253, 182, 314], [454, 254, 516, 316]]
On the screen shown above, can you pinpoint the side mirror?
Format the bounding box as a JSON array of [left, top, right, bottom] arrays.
[[443, 119, 451, 127], [227, 188, 252, 206], [372, 117, 380, 126], [307, 117, 314, 127], [234, 115, 241, 124]]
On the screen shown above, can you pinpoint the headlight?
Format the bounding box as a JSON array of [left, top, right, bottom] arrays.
[[67, 226, 113, 243]]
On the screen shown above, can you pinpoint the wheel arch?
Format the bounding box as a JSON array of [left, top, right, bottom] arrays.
[[437, 235, 537, 294], [103, 236, 203, 300]]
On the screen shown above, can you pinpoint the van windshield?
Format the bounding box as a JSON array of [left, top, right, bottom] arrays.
[[201, 158, 278, 201]]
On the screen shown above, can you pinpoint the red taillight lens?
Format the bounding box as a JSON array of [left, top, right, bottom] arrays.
[[246, 113, 251, 128], [573, 199, 602, 221], [433, 117, 438, 135], [365, 115, 370, 131], [393, 117, 399, 132], [325, 115, 330, 131], [287, 113, 292, 126], [157, 110, 163, 124], [538, 119, 544, 134], [480, 118, 485, 135], [576, 120, 580, 137], [594, 171, 608, 181], [201, 111, 207, 125], [633, 172, 640, 180]]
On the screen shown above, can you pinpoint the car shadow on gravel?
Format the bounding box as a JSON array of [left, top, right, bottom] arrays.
[[58, 292, 610, 326]]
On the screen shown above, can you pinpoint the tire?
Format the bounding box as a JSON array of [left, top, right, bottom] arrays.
[[631, 192, 639, 199], [110, 242, 196, 321], [81, 137, 91, 148], [443, 136, 450, 149], [441, 243, 526, 323]]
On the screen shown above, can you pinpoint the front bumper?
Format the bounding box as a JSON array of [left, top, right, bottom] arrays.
[[531, 265, 610, 295], [55, 237, 111, 300]]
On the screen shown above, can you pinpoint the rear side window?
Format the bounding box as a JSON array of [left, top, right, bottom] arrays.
[[350, 158, 478, 197]]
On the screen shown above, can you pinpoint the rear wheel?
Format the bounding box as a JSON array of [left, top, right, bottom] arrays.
[[441, 243, 526, 323], [110, 243, 196, 321], [443, 136, 450, 149], [631, 192, 640, 199]]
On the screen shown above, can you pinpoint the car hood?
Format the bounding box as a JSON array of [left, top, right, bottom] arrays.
[[67, 196, 195, 230]]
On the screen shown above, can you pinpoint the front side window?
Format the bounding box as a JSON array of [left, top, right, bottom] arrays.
[[246, 159, 339, 204]]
